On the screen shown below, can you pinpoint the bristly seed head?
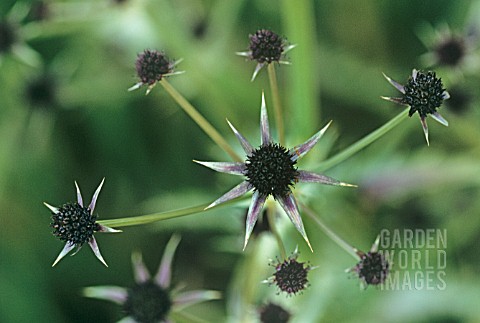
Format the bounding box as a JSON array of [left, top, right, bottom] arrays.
[[245, 143, 298, 198], [135, 49, 174, 85], [123, 281, 172, 323], [354, 252, 389, 286], [272, 256, 310, 295], [402, 70, 446, 118], [50, 202, 99, 246], [249, 29, 285, 64]]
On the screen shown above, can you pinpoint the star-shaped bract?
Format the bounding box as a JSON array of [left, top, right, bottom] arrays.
[[195, 94, 355, 251], [44, 178, 121, 266]]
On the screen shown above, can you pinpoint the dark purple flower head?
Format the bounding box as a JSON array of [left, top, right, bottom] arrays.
[[237, 29, 296, 81], [382, 69, 449, 145], [259, 302, 291, 323], [123, 281, 172, 323], [266, 249, 311, 296], [348, 235, 390, 287], [129, 49, 183, 94], [44, 179, 121, 266], [249, 29, 285, 64], [353, 251, 389, 286]]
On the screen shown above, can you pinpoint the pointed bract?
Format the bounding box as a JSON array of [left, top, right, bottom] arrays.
[[132, 252, 151, 283], [431, 111, 449, 126], [156, 235, 181, 288], [260, 93, 271, 145], [297, 170, 357, 187], [89, 236, 108, 267], [173, 290, 222, 311], [382, 73, 405, 94], [420, 116, 430, 146], [244, 192, 267, 250], [276, 194, 312, 252], [206, 181, 252, 209], [291, 121, 331, 162], [227, 119, 254, 155], [83, 286, 128, 304], [89, 178, 105, 214], [75, 181, 83, 207], [52, 243, 75, 267], [193, 161, 245, 176]]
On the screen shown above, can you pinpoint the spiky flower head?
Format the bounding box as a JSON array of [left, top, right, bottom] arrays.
[[433, 36, 466, 67], [265, 248, 311, 296], [84, 235, 221, 323], [382, 69, 450, 145], [44, 178, 121, 266], [348, 235, 390, 288], [259, 302, 291, 323], [237, 29, 296, 81], [128, 49, 184, 95], [195, 94, 355, 251]]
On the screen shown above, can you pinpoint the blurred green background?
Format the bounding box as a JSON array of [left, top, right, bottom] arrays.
[[1, 0, 480, 322]]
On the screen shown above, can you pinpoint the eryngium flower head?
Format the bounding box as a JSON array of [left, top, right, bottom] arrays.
[[348, 235, 390, 288], [259, 302, 291, 323], [195, 94, 355, 251], [44, 179, 121, 266], [382, 69, 450, 145], [433, 36, 466, 67], [84, 235, 221, 323], [128, 49, 183, 95], [265, 248, 311, 296], [237, 29, 296, 81]]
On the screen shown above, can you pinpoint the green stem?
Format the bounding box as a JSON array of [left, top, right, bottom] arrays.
[[160, 79, 242, 162], [315, 110, 408, 172], [302, 203, 360, 260], [98, 196, 247, 228], [266, 202, 287, 259], [267, 64, 285, 145]]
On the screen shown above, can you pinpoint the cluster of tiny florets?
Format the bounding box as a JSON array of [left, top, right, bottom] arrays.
[[249, 29, 285, 64], [354, 252, 389, 286], [245, 143, 298, 198], [402, 70, 446, 118], [50, 202, 99, 246], [135, 49, 173, 85], [272, 256, 310, 295], [123, 281, 172, 323]]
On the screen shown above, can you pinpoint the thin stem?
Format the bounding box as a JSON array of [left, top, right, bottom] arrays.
[[160, 79, 242, 162], [266, 202, 287, 259], [315, 109, 409, 172], [98, 196, 248, 228], [301, 203, 360, 260], [267, 64, 285, 145]]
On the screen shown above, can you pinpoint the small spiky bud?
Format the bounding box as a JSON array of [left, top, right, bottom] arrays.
[[270, 253, 310, 295], [402, 70, 447, 118], [135, 50, 174, 85], [259, 302, 291, 323], [249, 29, 285, 64], [245, 143, 298, 198], [353, 251, 389, 286], [50, 202, 99, 246], [123, 281, 172, 323]]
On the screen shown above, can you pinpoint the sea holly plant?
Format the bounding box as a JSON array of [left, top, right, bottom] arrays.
[[194, 93, 355, 251], [382, 69, 450, 145], [44, 178, 121, 267], [83, 235, 221, 323]]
